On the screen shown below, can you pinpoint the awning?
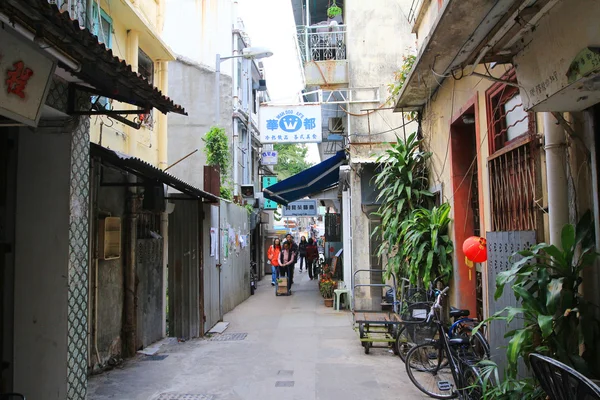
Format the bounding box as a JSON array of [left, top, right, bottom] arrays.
[[91, 143, 219, 202], [394, 0, 552, 111], [263, 150, 346, 205], [0, 0, 186, 115]]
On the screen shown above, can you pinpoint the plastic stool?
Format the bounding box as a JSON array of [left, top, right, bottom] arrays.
[[334, 281, 351, 311]]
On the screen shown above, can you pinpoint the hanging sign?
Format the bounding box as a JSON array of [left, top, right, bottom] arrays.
[[262, 176, 278, 210], [0, 28, 56, 127], [259, 104, 322, 144], [282, 200, 318, 217], [262, 150, 278, 165]]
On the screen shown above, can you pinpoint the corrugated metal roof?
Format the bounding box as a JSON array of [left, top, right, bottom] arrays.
[[91, 143, 219, 202], [0, 0, 187, 115]]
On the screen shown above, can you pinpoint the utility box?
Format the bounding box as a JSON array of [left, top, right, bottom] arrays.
[[98, 217, 121, 260]]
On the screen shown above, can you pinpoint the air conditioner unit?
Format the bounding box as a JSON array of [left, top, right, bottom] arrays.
[[328, 117, 344, 133]]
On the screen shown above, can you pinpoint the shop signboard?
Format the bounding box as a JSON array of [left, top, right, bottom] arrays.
[[259, 104, 322, 144], [262, 176, 278, 210], [282, 200, 318, 217], [0, 29, 56, 127]]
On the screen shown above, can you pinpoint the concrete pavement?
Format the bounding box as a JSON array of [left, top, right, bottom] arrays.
[[88, 268, 426, 400]]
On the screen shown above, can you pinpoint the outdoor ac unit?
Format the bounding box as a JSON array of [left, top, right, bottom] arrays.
[[328, 117, 344, 133]]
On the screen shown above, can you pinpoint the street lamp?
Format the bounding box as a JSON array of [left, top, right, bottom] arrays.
[[215, 47, 273, 124]]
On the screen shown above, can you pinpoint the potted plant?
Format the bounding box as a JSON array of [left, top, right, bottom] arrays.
[[319, 278, 335, 307], [327, 1, 342, 23]]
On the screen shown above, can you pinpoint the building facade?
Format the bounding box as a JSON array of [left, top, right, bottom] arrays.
[[394, 0, 600, 371]]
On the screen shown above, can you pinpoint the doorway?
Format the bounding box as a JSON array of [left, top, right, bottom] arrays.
[[0, 128, 16, 392], [450, 99, 484, 320]]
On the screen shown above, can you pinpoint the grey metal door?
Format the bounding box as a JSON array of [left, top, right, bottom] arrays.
[[136, 238, 163, 348], [168, 200, 202, 339], [203, 204, 221, 332], [487, 231, 536, 376]]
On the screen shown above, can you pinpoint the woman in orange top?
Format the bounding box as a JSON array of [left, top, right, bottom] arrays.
[[267, 238, 282, 286]]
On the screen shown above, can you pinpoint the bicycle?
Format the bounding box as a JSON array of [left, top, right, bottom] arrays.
[[404, 287, 485, 399], [396, 280, 490, 363], [250, 261, 257, 295]]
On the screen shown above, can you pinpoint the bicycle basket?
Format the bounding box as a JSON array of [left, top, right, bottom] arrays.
[[402, 302, 437, 344]]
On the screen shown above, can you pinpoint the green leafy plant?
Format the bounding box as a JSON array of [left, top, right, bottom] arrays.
[[203, 126, 230, 183], [477, 211, 600, 398], [372, 132, 434, 281], [220, 185, 233, 201], [388, 54, 417, 120], [477, 360, 544, 400], [399, 204, 454, 286], [319, 278, 335, 299], [327, 1, 342, 18], [244, 204, 254, 215], [273, 144, 313, 180]]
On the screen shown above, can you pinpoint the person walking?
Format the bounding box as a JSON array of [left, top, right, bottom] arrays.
[[284, 234, 298, 287], [267, 238, 282, 286], [278, 242, 296, 295], [305, 238, 318, 280], [298, 236, 308, 272]]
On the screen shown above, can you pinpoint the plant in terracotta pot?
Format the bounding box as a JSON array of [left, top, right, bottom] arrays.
[[319, 278, 335, 306]]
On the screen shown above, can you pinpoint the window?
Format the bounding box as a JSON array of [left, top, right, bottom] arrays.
[[486, 69, 534, 154], [137, 49, 155, 129], [138, 49, 154, 85], [91, 7, 112, 48], [91, 7, 113, 110], [486, 69, 540, 232]]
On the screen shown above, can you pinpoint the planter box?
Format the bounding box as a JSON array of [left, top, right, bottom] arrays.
[[276, 278, 288, 295]]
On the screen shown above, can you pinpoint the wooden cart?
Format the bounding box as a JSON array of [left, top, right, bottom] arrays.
[[352, 269, 403, 354]]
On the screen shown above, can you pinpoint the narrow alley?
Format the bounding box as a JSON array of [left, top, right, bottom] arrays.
[[87, 273, 425, 400]]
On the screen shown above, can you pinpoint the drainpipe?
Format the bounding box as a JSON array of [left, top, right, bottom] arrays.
[[543, 112, 569, 247], [157, 61, 168, 170], [126, 30, 140, 157]]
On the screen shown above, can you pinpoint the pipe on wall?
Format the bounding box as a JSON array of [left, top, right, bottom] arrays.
[[157, 61, 168, 170], [543, 112, 569, 247], [126, 30, 140, 157]]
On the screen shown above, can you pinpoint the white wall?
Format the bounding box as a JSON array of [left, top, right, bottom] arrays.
[[163, 0, 234, 77], [13, 128, 72, 398]]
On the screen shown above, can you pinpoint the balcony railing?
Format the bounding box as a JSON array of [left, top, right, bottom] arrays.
[[297, 24, 347, 63]]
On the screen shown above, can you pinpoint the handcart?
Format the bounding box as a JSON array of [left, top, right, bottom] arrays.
[[352, 269, 405, 354]]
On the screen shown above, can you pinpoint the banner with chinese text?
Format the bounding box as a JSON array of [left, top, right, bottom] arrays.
[[262, 176, 278, 209], [259, 104, 322, 144]]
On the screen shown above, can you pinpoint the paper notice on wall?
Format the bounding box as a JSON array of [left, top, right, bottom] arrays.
[[240, 235, 247, 249], [210, 227, 217, 257]]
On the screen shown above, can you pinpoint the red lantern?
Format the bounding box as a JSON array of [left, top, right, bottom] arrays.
[[463, 236, 487, 263]]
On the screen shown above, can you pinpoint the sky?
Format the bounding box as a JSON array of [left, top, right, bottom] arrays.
[[238, 0, 322, 164]]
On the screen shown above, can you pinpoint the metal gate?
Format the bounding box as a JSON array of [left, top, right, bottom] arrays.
[[203, 205, 221, 333], [168, 200, 202, 340], [136, 238, 164, 349], [486, 230, 536, 376]]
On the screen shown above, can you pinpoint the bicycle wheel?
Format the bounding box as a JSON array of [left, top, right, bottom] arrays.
[[453, 324, 490, 360], [459, 362, 484, 400], [395, 326, 415, 363], [405, 343, 457, 399]]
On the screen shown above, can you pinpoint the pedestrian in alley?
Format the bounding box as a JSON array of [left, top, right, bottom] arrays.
[[267, 238, 282, 286], [298, 236, 308, 272], [279, 241, 296, 295], [305, 237, 318, 280], [284, 233, 298, 286]]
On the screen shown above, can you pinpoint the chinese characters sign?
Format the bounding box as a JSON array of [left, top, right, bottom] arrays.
[[282, 200, 318, 217], [262, 150, 278, 165], [259, 105, 322, 144], [0, 29, 56, 127], [262, 176, 278, 210]]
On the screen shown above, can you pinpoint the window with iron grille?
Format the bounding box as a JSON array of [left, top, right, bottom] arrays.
[[486, 69, 540, 232]]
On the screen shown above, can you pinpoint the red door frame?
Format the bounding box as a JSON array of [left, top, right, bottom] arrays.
[[449, 93, 485, 314]]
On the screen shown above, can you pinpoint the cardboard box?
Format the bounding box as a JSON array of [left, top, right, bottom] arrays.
[[276, 278, 288, 295]]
